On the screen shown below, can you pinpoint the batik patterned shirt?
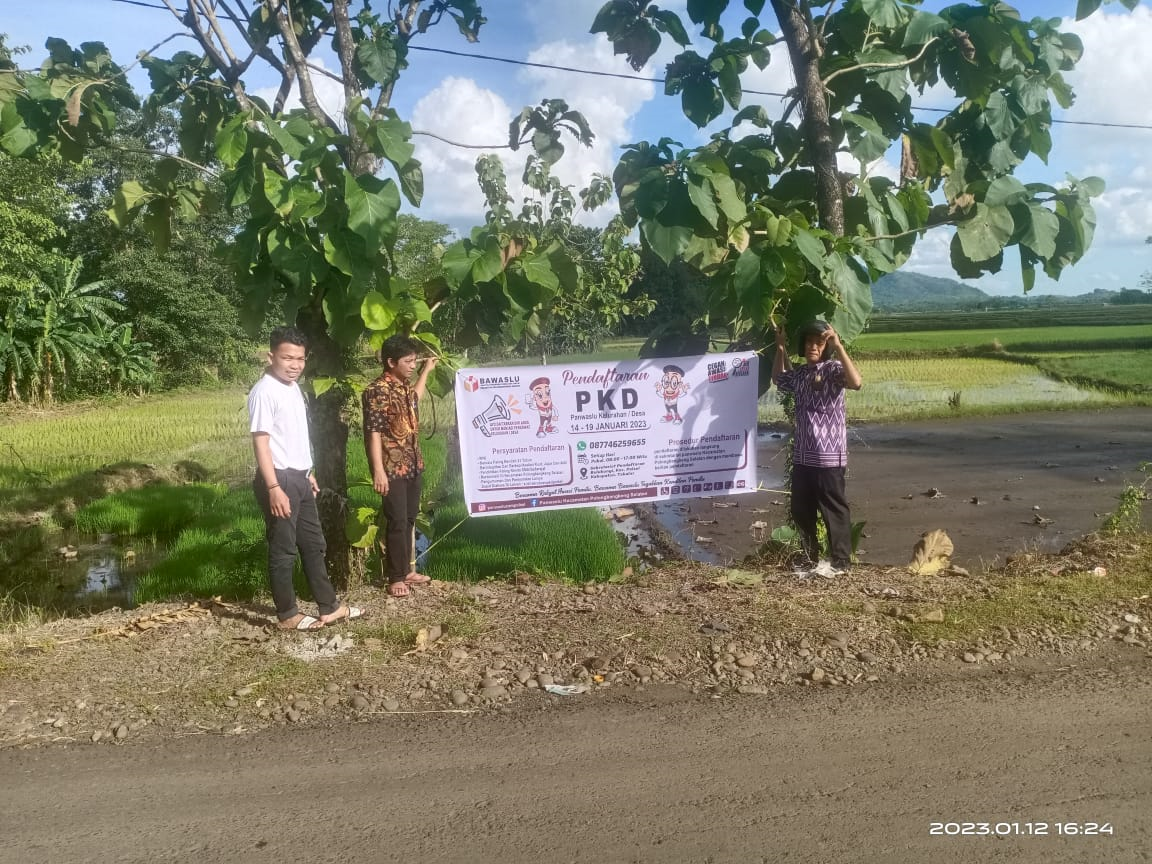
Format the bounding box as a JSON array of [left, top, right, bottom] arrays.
[[362, 374, 423, 479], [776, 360, 848, 467]]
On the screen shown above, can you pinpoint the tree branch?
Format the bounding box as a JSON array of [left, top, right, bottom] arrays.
[[823, 37, 938, 91], [331, 0, 372, 174], [266, 0, 339, 132], [198, 0, 242, 68], [102, 144, 220, 178]]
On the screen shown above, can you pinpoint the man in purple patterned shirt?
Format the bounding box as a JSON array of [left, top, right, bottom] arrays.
[[772, 320, 863, 574]]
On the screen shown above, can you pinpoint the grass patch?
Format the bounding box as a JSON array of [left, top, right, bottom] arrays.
[[896, 558, 1152, 644], [73, 483, 226, 536], [132, 488, 268, 604], [1033, 352, 1152, 394], [0, 387, 251, 489], [426, 466, 625, 581]]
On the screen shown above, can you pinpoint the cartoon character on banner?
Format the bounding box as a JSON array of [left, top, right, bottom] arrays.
[[527, 376, 557, 438], [657, 365, 690, 424]]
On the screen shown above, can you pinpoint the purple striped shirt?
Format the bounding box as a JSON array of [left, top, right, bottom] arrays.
[[776, 360, 847, 467]]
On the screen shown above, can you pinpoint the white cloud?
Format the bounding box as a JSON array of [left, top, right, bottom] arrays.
[[252, 60, 346, 127], [518, 38, 656, 224], [1057, 7, 1152, 247], [410, 77, 517, 221]]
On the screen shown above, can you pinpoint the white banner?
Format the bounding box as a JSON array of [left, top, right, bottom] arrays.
[[454, 353, 759, 516]]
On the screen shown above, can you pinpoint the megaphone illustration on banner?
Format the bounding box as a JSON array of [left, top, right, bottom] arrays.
[[472, 394, 511, 437]]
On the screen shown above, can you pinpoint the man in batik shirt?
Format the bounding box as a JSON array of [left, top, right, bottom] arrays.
[[362, 335, 438, 597]]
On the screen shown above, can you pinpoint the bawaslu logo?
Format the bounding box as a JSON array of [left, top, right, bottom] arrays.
[[466, 374, 521, 391]]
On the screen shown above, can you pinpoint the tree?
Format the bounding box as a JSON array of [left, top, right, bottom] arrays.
[[24, 257, 122, 404], [591, 0, 1137, 368], [2, 2, 595, 586], [0, 151, 75, 298]]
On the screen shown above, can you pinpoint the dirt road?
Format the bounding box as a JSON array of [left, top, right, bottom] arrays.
[[4, 650, 1149, 864]]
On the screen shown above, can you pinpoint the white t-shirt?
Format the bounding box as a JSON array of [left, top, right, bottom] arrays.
[[247, 373, 313, 471]]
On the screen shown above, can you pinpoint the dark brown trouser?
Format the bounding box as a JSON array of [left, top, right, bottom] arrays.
[[253, 468, 340, 621], [380, 474, 421, 584], [791, 464, 852, 567]]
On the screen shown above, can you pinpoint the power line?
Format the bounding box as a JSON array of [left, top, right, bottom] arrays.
[[102, 0, 1152, 132]]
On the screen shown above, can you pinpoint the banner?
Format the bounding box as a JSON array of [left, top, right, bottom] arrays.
[[454, 353, 759, 516]]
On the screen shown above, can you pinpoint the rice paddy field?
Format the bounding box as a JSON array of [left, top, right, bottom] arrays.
[[854, 324, 1152, 354], [757, 355, 1141, 422], [2, 310, 1149, 617], [0, 388, 251, 489]]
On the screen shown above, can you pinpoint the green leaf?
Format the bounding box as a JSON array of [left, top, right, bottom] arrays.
[[732, 104, 770, 127], [687, 175, 720, 229], [717, 57, 742, 110], [793, 229, 827, 272], [346, 506, 379, 549], [903, 10, 947, 47], [440, 240, 475, 288], [361, 290, 397, 331], [519, 253, 561, 292], [681, 80, 724, 128], [827, 254, 873, 344], [472, 236, 505, 283], [710, 172, 746, 224], [642, 219, 694, 266], [1075, 0, 1103, 20], [732, 247, 761, 301], [956, 203, 1014, 262], [1022, 203, 1059, 258], [142, 200, 172, 255], [1077, 176, 1105, 198], [322, 229, 367, 278], [861, 0, 906, 30], [744, 0, 765, 14], [214, 117, 248, 169], [651, 9, 691, 46], [984, 176, 1027, 208], [1012, 74, 1049, 116], [843, 112, 890, 163], [108, 180, 152, 227], [984, 91, 1016, 139], [374, 115, 415, 167], [344, 172, 400, 257], [357, 37, 398, 85], [399, 159, 424, 207], [312, 377, 337, 397]]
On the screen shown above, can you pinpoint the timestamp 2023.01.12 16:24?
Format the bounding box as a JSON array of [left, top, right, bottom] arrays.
[[930, 822, 1114, 836]]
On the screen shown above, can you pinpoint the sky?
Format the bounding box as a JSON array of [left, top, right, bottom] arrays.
[[6, 0, 1152, 297]]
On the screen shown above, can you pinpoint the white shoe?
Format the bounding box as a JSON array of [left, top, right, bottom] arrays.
[[809, 560, 842, 579]]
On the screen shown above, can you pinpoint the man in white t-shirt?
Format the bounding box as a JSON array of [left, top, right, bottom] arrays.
[[248, 326, 361, 630]]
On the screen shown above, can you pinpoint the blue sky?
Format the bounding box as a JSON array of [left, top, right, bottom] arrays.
[[7, 0, 1152, 296]]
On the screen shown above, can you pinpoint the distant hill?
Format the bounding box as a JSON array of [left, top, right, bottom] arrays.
[[871, 272, 1127, 312], [872, 272, 989, 311]]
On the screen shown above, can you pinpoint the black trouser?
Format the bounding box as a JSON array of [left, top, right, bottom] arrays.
[[253, 468, 340, 621], [380, 474, 421, 584], [791, 464, 852, 567]]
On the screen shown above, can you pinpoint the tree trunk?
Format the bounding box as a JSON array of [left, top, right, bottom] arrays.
[[771, 0, 845, 236], [297, 303, 362, 591]]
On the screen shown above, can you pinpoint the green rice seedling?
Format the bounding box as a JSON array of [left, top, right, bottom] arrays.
[[856, 324, 1152, 354], [73, 484, 226, 537], [1034, 352, 1152, 394], [0, 388, 251, 486], [426, 490, 625, 582]]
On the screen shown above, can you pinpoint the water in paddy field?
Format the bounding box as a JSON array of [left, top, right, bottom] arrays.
[[604, 429, 790, 565], [1, 530, 161, 613]]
